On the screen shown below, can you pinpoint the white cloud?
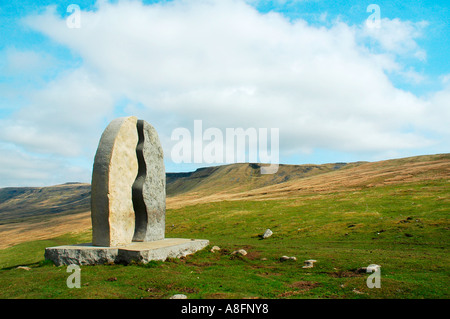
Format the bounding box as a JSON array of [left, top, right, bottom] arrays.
[[1, 0, 447, 185], [1, 48, 51, 74], [424, 84, 450, 136], [361, 17, 428, 59], [0, 143, 91, 187], [0, 68, 114, 157]]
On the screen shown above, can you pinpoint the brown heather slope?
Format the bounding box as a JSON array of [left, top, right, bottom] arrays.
[[166, 161, 353, 196], [167, 153, 450, 208], [0, 183, 91, 249], [0, 153, 449, 249], [0, 183, 91, 223]]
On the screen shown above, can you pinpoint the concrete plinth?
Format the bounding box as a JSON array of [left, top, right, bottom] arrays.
[[45, 238, 209, 266]]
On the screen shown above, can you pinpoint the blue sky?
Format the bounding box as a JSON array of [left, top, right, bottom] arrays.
[[0, 0, 449, 187]]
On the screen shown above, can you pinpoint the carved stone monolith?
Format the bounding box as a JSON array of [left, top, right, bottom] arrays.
[[132, 120, 166, 242], [45, 116, 208, 265], [91, 116, 139, 247]]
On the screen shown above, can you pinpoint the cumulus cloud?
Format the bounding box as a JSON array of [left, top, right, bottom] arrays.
[[0, 143, 91, 187], [1, 48, 51, 75], [361, 18, 428, 59], [0, 0, 447, 185], [0, 67, 114, 157]]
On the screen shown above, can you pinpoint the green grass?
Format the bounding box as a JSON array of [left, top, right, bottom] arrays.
[[0, 179, 448, 299]]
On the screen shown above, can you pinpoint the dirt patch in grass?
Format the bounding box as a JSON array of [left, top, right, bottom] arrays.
[[185, 260, 217, 267], [329, 269, 366, 278], [246, 250, 261, 260], [277, 291, 303, 298], [176, 286, 200, 294], [258, 271, 283, 277], [204, 292, 242, 299], [278, 281, 321, 297], [139, 286, 166, 298], [289, 281, 321, 290]]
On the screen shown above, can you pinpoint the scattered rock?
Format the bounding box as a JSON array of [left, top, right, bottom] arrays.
[[262, 229, 273, 239], [352, 288, 364, 295], [16, 266, 31, 271], [302, 259, 317, 268], [357, 264, 381, 273], [210, 246, 221, 253], [367, 264, 381, 272], [170, 294, 188, 299], [280, 256, 297, 262], [261, 258, 268, 261], [106, 277, 117, 282], [232, 249, 247, 256]]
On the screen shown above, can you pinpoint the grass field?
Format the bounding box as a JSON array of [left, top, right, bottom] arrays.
[[0, 178, 448, 299]]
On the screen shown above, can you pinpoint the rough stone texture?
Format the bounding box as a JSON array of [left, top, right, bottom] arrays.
[[119, 239, 209, 263], [367, 264, 381, 272], [16, 266, 31, 271], [132, 120, 166, 242], [280, 256, 297, 262], [210, 246, 221, 253], [45, 239, 209, 266], [232, 249, 247, 256], [44, 244, 119, 266], [262, 229, 273, 239], [45, 116, 209, 265], [302, 259, 317, 268], [91, 116, 139, 247]]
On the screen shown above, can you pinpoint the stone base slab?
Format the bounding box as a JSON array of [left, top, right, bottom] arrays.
[[45, 238, 209, 266]]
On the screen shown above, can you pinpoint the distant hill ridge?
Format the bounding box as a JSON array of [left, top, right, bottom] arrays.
[[166, 162, 355, 196], [1, 153, 449, 225]]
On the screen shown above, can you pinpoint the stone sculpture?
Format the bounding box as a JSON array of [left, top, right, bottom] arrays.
[[44, 116, 208, 266], [90, 117, 166, 246], [131, 120, 166, 242], [91, 116, 139, 247]]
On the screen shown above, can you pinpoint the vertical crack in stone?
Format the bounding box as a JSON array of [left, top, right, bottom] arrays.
[[132, 120, 148, 242]]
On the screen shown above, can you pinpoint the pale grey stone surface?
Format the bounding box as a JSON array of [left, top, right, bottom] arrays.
[[44, 244, 119, 266], [280, 256, 297, 262], [16, 266, 31, 271], [132, 120, 166, 242], [232, 249, 247, 256], [44, 239, 209, 266], [119, 239, 209, 263], [302, 259, 317, 268], [210, 246, 221, 253], [262, 229, 273, 239], [91, 116, 139, 247], [45, 117, 208, 265]]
